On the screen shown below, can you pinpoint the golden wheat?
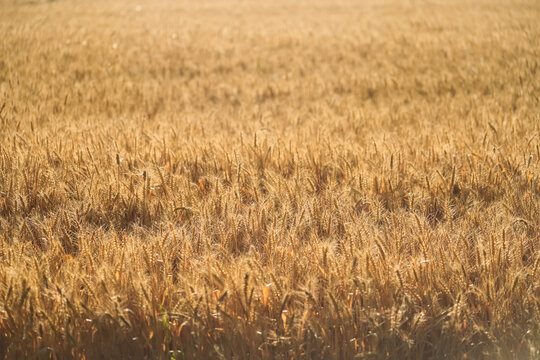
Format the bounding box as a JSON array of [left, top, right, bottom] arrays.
[[0, 0, 539, 359]]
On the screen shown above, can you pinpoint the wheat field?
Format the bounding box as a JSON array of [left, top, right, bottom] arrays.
[[0, 0, 539, 359]]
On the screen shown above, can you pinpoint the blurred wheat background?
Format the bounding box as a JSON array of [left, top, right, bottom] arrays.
[[0, 0, 539, 359]]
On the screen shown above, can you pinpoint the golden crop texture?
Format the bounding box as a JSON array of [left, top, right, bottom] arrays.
[[0, 0, 539, 358]]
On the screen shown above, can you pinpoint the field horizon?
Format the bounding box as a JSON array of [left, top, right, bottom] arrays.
[[1, 0, 539, 359]]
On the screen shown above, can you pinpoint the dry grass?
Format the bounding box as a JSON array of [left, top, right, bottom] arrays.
[[1, 0, 539, 359]]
